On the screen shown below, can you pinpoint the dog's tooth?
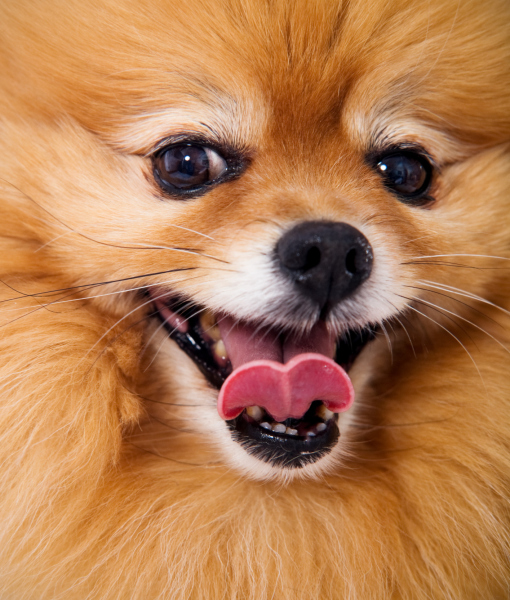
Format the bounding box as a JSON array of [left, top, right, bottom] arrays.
[[316, 422, 327, 433], [200, 311, 221, 341], [213, 340, 229, 367], [246, 406, 264, 421], [307, 431, 316, 437], [286, 427, 298, 436], [199, 310, 215, 330], [208, 324, 222, 342], [272, 423, 286, 433], [260, 422, 272, 430], [317, 404, 334, 421]]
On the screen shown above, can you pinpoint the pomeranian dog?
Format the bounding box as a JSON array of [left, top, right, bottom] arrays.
[[0, 0, 509, 597]]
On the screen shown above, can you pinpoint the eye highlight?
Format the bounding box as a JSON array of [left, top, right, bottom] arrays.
[[372, 150, 433, 205], [153, 143, 230, 196]]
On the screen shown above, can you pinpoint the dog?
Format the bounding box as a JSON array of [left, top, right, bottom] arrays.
[[0, 0, 509, 597]]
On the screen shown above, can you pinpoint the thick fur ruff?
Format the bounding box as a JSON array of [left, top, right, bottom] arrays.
[[0, 0, 510, 598]]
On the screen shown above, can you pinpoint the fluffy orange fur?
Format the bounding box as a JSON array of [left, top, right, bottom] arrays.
[[0, 0, 509, 598]]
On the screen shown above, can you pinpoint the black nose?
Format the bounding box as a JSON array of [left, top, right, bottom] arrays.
[[276, 221, 373, 313]]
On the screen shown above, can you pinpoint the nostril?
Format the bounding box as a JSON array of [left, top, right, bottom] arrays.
[[345, 248, 357, 275], [304, 246, 321, 271]]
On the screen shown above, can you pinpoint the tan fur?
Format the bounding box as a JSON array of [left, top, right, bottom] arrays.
[[0, 0, 509, 597]]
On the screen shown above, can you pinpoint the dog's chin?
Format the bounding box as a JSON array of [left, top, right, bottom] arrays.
[[147, 290, 376, 481]]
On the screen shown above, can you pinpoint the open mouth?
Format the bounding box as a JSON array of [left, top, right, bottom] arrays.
[[150, 291, 376, 468]]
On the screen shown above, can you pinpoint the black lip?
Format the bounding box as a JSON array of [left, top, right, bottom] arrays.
[[155, 298, 231, 389], [161, 319, 231, 390], [227, 403, 340, 469]]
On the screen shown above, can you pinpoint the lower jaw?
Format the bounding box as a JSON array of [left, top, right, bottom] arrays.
[[227, 401, 340, 469]]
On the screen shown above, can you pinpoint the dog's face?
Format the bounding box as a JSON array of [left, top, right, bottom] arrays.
[[3, 0, 510, 597], [1, 0, 509, 484]]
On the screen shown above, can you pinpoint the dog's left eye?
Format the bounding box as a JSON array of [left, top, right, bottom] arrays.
[[374, 151, 433, 203], [153, 144, 228, 195]]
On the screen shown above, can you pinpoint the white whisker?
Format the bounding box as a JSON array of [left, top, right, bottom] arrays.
[[142, 305, 207, 371], [82, 298, 156, 363], [384, 299, 417, 358], [162, 224, 214, 240], [406, 305, 486, 392], [121, 241, 223, 261], [0, 177, 223, 261], [378, 321, 394, 364], [418, 280, 510, 318], [82, 287, 195, 364], [0, 278, 191, 313], [408, 253, 510, 261], [393, 314, 417, 358], [34, 231, 73, 252], [412, 296, 510, 356]]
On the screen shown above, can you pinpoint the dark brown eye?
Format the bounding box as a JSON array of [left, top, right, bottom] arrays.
[[153, 144, 228, 194], [375, 152, 432, 202]]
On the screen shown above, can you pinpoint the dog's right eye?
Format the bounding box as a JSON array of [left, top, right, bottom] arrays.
[[153, 143, 228, 195]]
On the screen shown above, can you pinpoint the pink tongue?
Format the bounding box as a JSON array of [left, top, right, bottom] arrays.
[[217, 317, 354, 422]]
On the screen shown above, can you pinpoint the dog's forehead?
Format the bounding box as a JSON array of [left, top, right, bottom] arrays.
[[90, 0, 433, 129], [2, 0, 509, 151]]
